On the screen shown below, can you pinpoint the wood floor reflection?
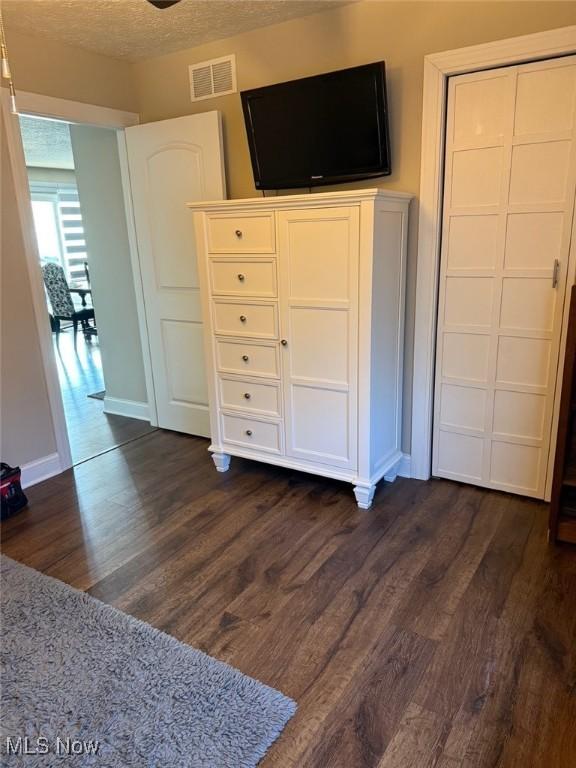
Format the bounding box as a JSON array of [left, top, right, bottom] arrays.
[[53, 329, 156, 464]]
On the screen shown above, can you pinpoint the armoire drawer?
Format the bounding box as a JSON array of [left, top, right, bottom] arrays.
[[206, 213, 275, 253], [221, 413, 282, 454], [209, 257, 277, 298], [218, 376, 281, 417], [212, 300, 278, 339], [215, 339, 279, 378]]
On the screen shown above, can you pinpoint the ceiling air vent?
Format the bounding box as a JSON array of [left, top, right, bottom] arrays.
[[189, 55, 237, 102]]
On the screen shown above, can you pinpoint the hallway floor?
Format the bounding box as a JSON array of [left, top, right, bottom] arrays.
[[53, 329, 156, 464]]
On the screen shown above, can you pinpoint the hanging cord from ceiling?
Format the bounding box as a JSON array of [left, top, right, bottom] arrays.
[[0, 2, 17, 114]]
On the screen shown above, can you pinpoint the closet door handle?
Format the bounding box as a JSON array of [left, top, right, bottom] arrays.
[[553, 259, 560, 289]]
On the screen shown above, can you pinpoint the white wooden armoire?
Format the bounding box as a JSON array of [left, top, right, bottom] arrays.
[[189, 189, 411, 508]]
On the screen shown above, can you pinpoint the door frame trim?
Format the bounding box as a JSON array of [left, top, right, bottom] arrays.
[[4, 90, 142, 476], [17, 90, 139, 128], [411, 24, 576, 487]]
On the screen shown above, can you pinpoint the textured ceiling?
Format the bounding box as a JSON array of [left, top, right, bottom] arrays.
[[19, 116, 75, 169], [4, 0, 346, 61]]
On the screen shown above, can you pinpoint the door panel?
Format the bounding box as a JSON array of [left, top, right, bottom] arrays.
[[433, 57, 576, 497], [450, 147, 504, 208], [161, 320, 207, 404], [440, 384, 486, 432], [437, 431, 483, 481], [492, 390, 546, 440], [289, 308, 349, 384], [504, 213, 564, 270], [442, 333, 490, 383], [446, 215, 500, 270], [147, 148, 204, 287], [278, 207, 359, 470], [444, 277, 494, 327], [290, 385, 350, 464], [499, 278, 556, 332], [514, 66, 576, 135], [284, 217, 352, 301], [509, 141, 571, 205], [453, 74, 509, 142], [125, 112, 225, 435]]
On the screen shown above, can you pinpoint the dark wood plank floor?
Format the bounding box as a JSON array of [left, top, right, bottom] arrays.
[[2, 430, 575, 767], [53, 330, 156, 464]]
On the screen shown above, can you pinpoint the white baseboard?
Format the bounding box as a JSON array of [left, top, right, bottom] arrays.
[[103, 396, 150, 421], [20, 452, 63, 488], [397, 453, 412, 479]]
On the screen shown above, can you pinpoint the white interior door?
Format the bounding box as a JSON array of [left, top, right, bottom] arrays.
[[278, 207, 359, 470], [433, 56, 576, 498], [125, 112, 225, 435]]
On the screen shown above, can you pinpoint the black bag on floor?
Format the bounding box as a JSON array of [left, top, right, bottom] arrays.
[[1, 463, 28, 520]]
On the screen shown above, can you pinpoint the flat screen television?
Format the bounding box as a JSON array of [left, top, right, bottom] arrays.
[[241, 62, 391, 190]]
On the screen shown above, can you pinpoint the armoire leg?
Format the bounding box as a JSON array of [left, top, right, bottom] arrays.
[[384, 457, 401, 482], [211, 453, 231, 473], [353, 484, 376, 510]]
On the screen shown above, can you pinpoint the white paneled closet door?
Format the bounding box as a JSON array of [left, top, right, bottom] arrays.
[[433, 56, 576, 498]]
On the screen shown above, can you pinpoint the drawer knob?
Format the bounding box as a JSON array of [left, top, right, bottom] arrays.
[[245, 429, 253, 436], [244, 392, 251, 400], [281, 339, 288, 346], [240, 315, 247, 323], [242, 355, 249, 362], [235, 229, 243, 238], [237, 273, 245, 281]]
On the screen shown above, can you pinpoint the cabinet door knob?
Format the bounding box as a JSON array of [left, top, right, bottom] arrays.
[[235, 229, 243, 238], [281, 339, 288, 346], [242, 355, 249, 362], [240, 315, 247, 322], [244, 392, 251, 399], [245, 429, 253, 436], [238, 273, 245, 281]]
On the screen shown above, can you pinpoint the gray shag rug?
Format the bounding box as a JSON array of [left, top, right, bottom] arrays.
[[0, 556, 296, 767]]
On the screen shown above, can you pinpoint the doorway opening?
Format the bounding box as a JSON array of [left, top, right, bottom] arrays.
[[19, 113, 156, 465]]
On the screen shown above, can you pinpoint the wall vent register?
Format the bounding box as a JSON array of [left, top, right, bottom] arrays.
[[189, 55, 237, 102]]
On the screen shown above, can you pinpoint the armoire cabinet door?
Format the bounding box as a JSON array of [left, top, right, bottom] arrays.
[[278, 207, 359, 469]]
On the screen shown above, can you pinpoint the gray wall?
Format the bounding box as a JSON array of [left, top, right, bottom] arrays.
[[70, 124, 148, 406]]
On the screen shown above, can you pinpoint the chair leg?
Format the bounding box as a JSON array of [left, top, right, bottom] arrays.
[[73, 319, 78, 345]]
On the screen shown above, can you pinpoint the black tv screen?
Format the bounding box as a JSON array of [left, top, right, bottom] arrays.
[[241, 62, 391, 190]]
